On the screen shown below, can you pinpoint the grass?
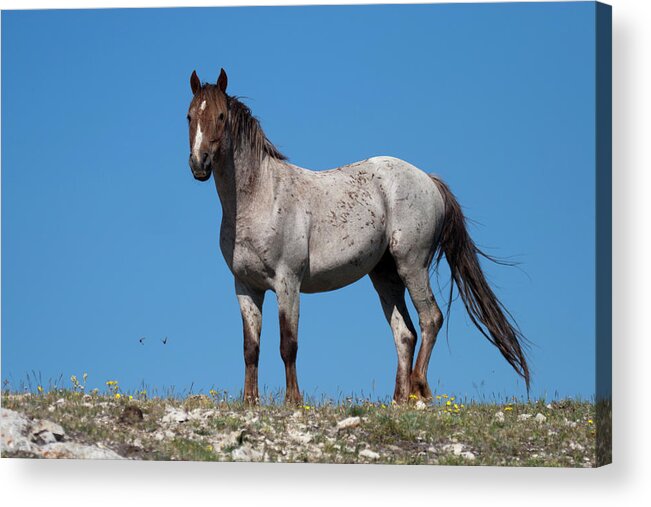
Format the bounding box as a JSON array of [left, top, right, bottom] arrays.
[[0, 384, 604, 466]]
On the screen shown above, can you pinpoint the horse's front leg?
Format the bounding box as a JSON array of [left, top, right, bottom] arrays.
[[235, 278, 265, 405], [276, 276, 302, 405]]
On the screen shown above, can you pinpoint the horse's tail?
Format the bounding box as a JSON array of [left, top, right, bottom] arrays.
[[429, 175, 530, 392]]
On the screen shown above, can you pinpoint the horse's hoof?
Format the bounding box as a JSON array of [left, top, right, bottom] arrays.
[[243, 394, 260, 406], [284, 391, 303, 406], [409, 376, 433, 401]]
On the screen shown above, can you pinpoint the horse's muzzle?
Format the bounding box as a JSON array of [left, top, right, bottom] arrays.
[[189, 154, 212, 181]]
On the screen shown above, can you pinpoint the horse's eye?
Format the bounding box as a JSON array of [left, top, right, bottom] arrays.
[[186, 114, 191, 122], [219, 113, 224, 121]]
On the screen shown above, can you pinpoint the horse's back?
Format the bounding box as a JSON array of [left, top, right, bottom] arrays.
[[338, 156, 445, 236]]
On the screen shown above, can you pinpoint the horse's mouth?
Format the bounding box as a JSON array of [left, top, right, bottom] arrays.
[[193, 170, 212, 182]]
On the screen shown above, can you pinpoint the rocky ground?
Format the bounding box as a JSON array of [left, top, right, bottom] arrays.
[[1, 391, 602, 466]]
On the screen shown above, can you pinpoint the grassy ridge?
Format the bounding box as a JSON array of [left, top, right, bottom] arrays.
[[1, 388, 598, 466]]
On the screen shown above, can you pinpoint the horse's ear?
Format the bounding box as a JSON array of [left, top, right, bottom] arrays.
[[190, 70, 201, 95], [217, 68, 228, 93]]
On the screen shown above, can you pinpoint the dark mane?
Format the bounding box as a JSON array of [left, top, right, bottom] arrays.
[[227, 95, 287, 162]]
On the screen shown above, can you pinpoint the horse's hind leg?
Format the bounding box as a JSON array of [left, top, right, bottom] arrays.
[[369, 254, 418, 403], [396, 266, 443, 400]]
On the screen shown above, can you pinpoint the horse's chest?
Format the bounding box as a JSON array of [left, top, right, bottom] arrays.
[[220, 226, 277, 288]]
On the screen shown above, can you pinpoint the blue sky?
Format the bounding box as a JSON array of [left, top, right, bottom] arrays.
[[2, 3, 597, 401]]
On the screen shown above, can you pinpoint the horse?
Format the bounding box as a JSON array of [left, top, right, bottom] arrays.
[[186, 68, 529, 404]]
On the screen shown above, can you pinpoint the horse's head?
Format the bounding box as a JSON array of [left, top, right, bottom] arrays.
[[187, 68, 229, 181]]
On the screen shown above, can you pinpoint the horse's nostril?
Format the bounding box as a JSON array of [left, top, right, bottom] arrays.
[[201, 152, 211, 170]]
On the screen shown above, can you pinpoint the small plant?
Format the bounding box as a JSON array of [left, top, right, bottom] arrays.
[[105, 379, 121, 399]]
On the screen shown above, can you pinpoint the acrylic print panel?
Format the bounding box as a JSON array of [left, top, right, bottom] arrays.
[[1, 2, 611, 466]]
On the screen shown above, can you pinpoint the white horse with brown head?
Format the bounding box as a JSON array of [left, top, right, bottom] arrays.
[[187, 69, 529, 404]]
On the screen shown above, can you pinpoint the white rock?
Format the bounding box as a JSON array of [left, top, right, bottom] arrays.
[[31, 419, 66, 443], [546, 403, 553, 409], [308, 447, 323, 460], [442, 443, 465, 455], [494, 411, 505, 423], [1, 408, 40, 455], [336, 416, 361, 431], [442, 443, 475, 460], [288, 430, 313, 445], [231, 445, 263, 462], [359, 448, 380, 460], [162, 408, 189, 424], [517, 414, 532, 421], [32, 430, 57, 445], [534, 413, 547, 423], [188, 409, 213, 421], [212, 429, 247, 451], [40, 442, 124, 460], [1, 408, 124, 460]]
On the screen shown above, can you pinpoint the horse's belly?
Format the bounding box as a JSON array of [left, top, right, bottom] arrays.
[[300, 232, 388, 293]]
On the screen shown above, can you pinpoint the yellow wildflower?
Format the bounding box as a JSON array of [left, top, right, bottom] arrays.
[[303, 405, 311, 410], [504, 406, 513, 411], [114, 393, 121, 399], [409, 394, 418, 400], [37, 385, 44, 393], [436, 395, 441, 400], [128, 395, 133, 400], [588, 419, 594, 425], [446, 400, 452, 406], [442, 394, 448, 399]]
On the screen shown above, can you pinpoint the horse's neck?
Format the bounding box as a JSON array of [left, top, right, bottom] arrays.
[[213, 143, 277, 224]]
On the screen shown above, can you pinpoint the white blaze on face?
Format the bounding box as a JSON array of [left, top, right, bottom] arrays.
[[192, 122, 204, 162], [192, 100, 208, 162]]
